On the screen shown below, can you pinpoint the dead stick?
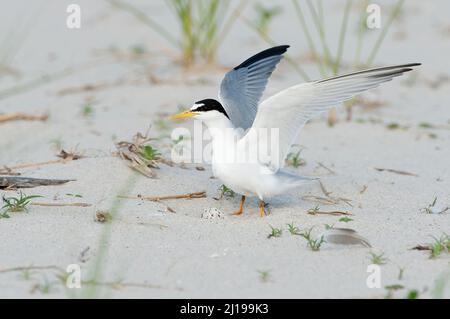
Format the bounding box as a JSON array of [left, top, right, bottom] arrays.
[[308, 210, 353, 216], [0, 265, 64, 274], [317, 162, 336, 175], [319, 181, 333, 197], [0, 176, 74, 188], [374, 167, 418, 177], [301, 195, 338, 205], [8, 159, 69, 170], [118, 191, 206, 202], [411, 245, 431, 251], [31, 202, 91, 207], [0, 113, 48, 123]]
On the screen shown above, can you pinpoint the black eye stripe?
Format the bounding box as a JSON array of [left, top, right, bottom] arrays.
[[194, 99, 229, 119]]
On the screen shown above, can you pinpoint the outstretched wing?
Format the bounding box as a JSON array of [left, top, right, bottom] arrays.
[[219, 45, 290, 131], [240, 63, 421, 171]]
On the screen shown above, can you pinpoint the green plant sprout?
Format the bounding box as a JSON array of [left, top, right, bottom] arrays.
[[268, 225, 282, 239], [384, 284, 404, 299], [421, 197, 449, 214], [287, 222, 301, 235], [429, 234, 450, 259], [218, 184, 235, 198], [1, 192, 42, 214], [307, 205, 320, 215], [285, 146, 306, 168], [300, 228, 325, 251], [81, 104, 94, 118], [107, 0, 247, 66], [368, 251, 388, 265], [252, 3, 282, 38], [339, 217, 353, 223], [257, 270, 271, 283], [139, 145, 161, 161]]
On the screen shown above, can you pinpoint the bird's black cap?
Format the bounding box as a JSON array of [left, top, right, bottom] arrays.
[[193, 99, 229, 119]]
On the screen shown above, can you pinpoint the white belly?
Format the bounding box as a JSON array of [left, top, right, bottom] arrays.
[[212, 162, 294, 200], [213, 162, 259, 197], [209, 127, 303, 200]]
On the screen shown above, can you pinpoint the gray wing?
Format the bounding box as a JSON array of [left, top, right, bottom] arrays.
[[219, 45, 289, 130], [241, 63, 421, 171]]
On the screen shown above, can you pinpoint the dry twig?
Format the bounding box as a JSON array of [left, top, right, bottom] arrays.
[[0, 177, 74, 189], [374, 167, 418, 177], [115, 130, 165, 178], [302, 181, 352, 207], [31, 202, 91, 207], [2, 150, 84, 173], [317, 162, 336, 175], [118, 191, 206, 202], [0, 113, 48, 123], [308, 210, 352, 216]]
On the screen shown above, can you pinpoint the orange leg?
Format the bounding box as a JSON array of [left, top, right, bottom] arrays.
[[259, 200, 266, 217], [232, 196, 246, 216]]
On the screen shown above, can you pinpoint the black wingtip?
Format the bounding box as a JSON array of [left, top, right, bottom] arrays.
[[234, 45, 290, 70]]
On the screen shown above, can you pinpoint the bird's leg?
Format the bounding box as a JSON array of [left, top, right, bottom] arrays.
[[232, 196, 246, 216], [259, 200, 267, 217]]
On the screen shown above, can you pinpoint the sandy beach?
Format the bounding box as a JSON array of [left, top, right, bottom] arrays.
[[0, 0, 449, 298]]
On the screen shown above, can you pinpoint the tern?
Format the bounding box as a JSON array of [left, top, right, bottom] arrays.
[[171, 45, 420, 217]]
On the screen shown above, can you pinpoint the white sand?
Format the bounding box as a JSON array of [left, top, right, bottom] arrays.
[[0, 0, 449, 298]]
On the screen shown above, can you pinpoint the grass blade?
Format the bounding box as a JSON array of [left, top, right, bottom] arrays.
[[107, 0, 178, 48], [366, 0, 404, 66], [292, 0, 326, 77], [333, 0, 353, 75]]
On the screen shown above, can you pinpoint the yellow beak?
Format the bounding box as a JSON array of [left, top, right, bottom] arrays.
[[170, 110, 198, 121]]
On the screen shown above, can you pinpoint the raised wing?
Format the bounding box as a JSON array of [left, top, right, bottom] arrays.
[[219, 45, 289, 131], [240, 63, 421, 171]]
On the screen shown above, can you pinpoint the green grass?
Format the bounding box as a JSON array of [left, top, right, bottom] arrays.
[[0, 10, 37, 77], [386, 122, 400, 130], [154, 118, 170, 132], [81, 173, 138, 298], [384, 284, 404, 299], [257, 270, 271, 283], [172, 135, 189, 146], [139, 145, 161, 161], [252, 3, 282, 38], [368, 251, 388, 265], [418, 122, 433, 129], [339, 217, 353, 223], [287, 222, 301, 236], [421, 196, 449, 214], [107, 0, 246, 66], [245, 0, 405, 123], [285, 146, 306, 168], [406, 289, 419, 299], [32, 275, 57, 295], [218, 184, 235, 198], [429, 234, 450, 259], [432, 270, 450, 299], [307, 205, 320, 215], [300, 228, 325, 251], [0, 211, 10, 219], [81, 104, 94, 118], [66, 193, 83, 198], [49, 137, 64, 151], [398, 267, 405, 280], [1, 192, 42, 215], [267, 225, 282, 239], [20, 269, 34, 281]]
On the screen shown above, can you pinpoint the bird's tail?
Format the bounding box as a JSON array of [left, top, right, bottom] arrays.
[[277, 169, 319, 186]]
